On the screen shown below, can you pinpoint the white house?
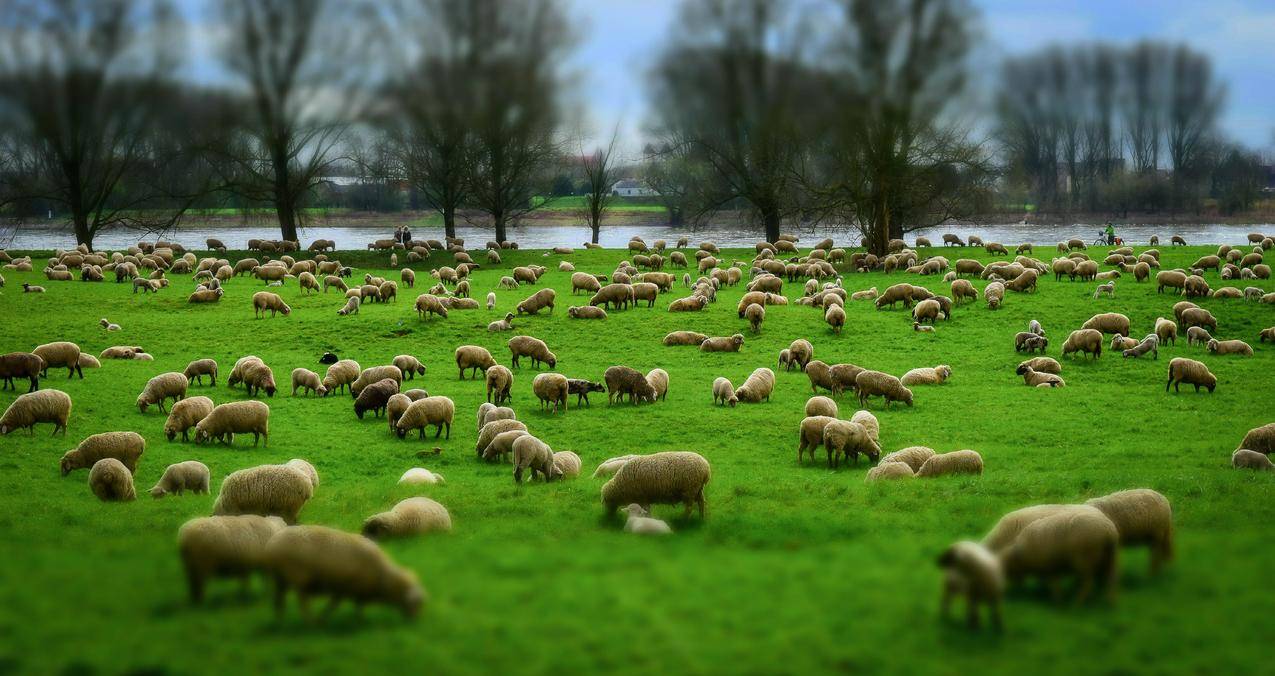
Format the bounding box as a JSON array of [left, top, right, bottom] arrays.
[[611, 179, 656, 197]]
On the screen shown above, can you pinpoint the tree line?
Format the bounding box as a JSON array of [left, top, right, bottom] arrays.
[[0, 0, 1261, 253]]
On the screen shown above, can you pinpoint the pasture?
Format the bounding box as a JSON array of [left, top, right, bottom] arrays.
[[0, 241, 1272, 675]]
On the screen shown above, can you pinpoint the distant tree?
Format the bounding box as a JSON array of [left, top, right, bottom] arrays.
[[641, 143, 698, 227], [577, 128, 621, 244], [1165, 46, 1223, 211], [1213, 147, 1264, 215]]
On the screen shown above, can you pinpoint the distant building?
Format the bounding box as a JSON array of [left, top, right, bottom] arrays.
[[611, 179, 655, 197]]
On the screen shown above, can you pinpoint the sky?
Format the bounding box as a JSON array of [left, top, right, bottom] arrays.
[[181, 0, 1275, 155]]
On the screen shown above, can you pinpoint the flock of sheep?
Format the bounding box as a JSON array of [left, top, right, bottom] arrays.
[[2, 228, 1274, 627]]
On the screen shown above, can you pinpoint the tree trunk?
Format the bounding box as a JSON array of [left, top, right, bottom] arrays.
[[590, 220, 600, 244], [493, 213, 507, 244], [277, 198, 299, 243], [443, 206, 457, 240], [667, 208, 684, 227], [73, 212, 93, 249], [867, 198, 891, 256], [762, 210, 781, 244]]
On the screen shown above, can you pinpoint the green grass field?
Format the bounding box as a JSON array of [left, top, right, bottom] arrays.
[[0, 243, 1272, 675]]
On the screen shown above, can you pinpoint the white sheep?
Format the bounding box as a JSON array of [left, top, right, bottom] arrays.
[[212, 463, 314, 524], [362, 497, 452, 538], [264, 525, 424, 618], [150, 460, 211, 497], [177, 514, 287, 602], [622, 504, 673, 535]]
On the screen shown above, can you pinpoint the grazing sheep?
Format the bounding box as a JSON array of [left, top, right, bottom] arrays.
[[998, 506, 1119, 604], [0, 352, 44, 392], [1233, 449, 1274, 470], [183, 358, 218, 386], [264, 525, 424, 619], [194, 400, 270, 446], [855, 370, 913, 408], [33, 341, 83, 379], [87, 458, 135, 501], [290, 368, 327, 397], [1121, 335, 1159, 359], [1154, 317, 1177, 346], [163, 396, 214, 441], [0, 389, 72, 435], [567, 305, 607, 319], [937, 541, 1005, 630], [734, 367, 775, 403], [1015, 332, 1048, 353], [214, 463, 314, 524], [712, 377, 738, 407], [1236, 423, 1275, 456], [392, 355, 427, 380], [399, 468, 446, 485], [414, 293, 449, 319], [362, 497, 452, 538], [604, 365, 656, 405], [805, 395, 837, 417], [1185, 326, 1213, 346], [251, 291, 291, 318], [916, 450, 984, 477], [1016, 365, 1065, 387], [150, 461, 211, 498], [880, 446, 934, 472], [1179, 307, 1217, 332], [475, 418, 528, 458], [553, 450, 582, 479], [355, 378, 401, 419], [822, 420, 880, 467], [336, 295, 360, 315], [645, 368, 669, 402], [322, 359, 361, 395], [601, 451, 710, 518], [563, 379, 604, 407], [177, 515, 286, 602], [592, 456, 637, 479], [516, 288, 556, 315], [983, 282, 1004, 310], [531, 372, 569, 413], [1206, 339, 1253, 357], [865, 462, 915, 482], [744, 303, 765, 333], [1085, 489, 1173, 574], [664, 331, 708, 346], [484, 365, 513, 405], [1081, 312, 1130, 336], [395, 396, 455, 439], [1165, 357, 1216, 393], [60, 431, 145, 477], [983, 504, 1092, 552], [1062, 329, 1103, 359], [508, 336, 557, 369], [700, 334, 744, 352], [900, 365, 951, 386], [512, 435, 558, 483]]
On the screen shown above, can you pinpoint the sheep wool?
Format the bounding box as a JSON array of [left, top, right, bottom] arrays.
[[1236, 423, 1275, 456], [194, 400, 270, 446], [712, 377, 738, 407], [399, 468, 446, 485], [592, 455, 637, 479], [916, 450, 984, 478], [395, 396, 455, 439], [601, 451, 710, 518], [865, 462, 914, 482], [855, 370, 914, 408], [60, 431, 144, 475], [512, 435, 557, 483], [136, 372, 189, 413], [734, 368, 775, 403], [89, 458, 136, 502], [1232, 449, 1274, 470], [1166, 357, 1216, 393], [177, 515, 287, 602], [363, 497, 452, 538], [264, 525, 425, 618], [150, 460, 211, 497], [164, 396, 214, 442], [804, 396, 838, 418], [475, 419, 528, 458], [553, 451, 582, 478], [998, 505, 1119, 604], [880, 446, 934, 473], [938, 541, 1004, 630], [1084, 489, 1173, 574], [213, 463, 314, 524]]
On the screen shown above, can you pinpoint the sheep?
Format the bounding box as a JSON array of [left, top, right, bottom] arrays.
[[456, 344, 494, 374], [346, 365, 401, 399], [516, 288, 556, 315], [553, 451, 582, 479], [362, 497, 452, 538], [226, 356, 277, 398], [1154, 317, 1178, 346], [1016, 365, 1065, 387], [99, 345, 139, 360], [479, 364, 513, 405], [1085, 489, 1173, 575], [865, 462, 915, 482], [21, 284, 44, 293], [700, 334, 744, 352], [855, 370, 913, 409], [1062, 329, 1103, 359], [487, 312, 516, 332], [880, 446, 934, 473], [1206, 338, 1253, 357], [601, 451, 710, 518], [399, 467, 446, 485], [290, 368, 327, 396], [512, 435, 558, 483], [822, 303, 846, 334], [531, 372, 569, 413], [1121, 334, 1159, 359], [163, 396, 214, 441], [177, 515, 286, 602], [480, 429, 529, 464], [1081, 312, 1130, 336], [0, 389, 72, 435], [983, 281, 1005, 310], [395, 396, 455, 439], [213, 463, 314, 524], [86, 458, 135, 502], [1092, 281, 1115, 299], [937, 541, 1004, 630], [251, 291, 292, 318], [322, 359, 361, 395], [1179, 307, 1217, 332], [822, 420, 880, 467], [99, 318, 121, 332], [875, 283, 914, 309], [622, 504, 673, 535], [33, 341, 83, 379], [264, 525, 424, 619], [1014, 332, 1048, 353], [414, 293, 449, 319], [150, 460, 211, 498], [59, 431, 145, 479], [1233, 449, 1274, 470], [194, 400, 271, 446], [916, 450, 983, 477], [1237, 423, 1275, 455], [604, 365, 657, 404], [567, 305, 607, 320], [664, 331, 708, 346], [1260, 327, 1275, 343], [712, 377, 738, 407], [734, 367, 775, 403], [508, 336, 557, 369], [0, 351, 44, 392], [998, 506, 1119, 604], [981, 504, 1091, 552], [912, 298, 941, 325], [475, 419, 528, 458], [78, 353, 101, 370], [1165, 357, 1216, 393], [355, 378, 401, 419], [667, 295, 707, 312], [183, 358, 218, 386], [805, 396, 838, 418], [900, 365, 951, 386], [741, 303, 766, 333]]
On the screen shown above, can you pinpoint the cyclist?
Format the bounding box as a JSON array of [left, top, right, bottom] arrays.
[[1104, 222, 1115, 246]]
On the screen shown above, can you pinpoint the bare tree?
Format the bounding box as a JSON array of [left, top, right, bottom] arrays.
[[641, 142, 697, 227], [1166, 45, 1223, 211], [0, 0, 205, 248], [212, 0, 375, 242], [577, 128, 622, 244]]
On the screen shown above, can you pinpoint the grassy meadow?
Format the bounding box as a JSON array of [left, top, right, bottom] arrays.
[[0, 241, 1273, 675]]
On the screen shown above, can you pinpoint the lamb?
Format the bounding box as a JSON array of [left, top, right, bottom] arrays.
[[1236, 423, 1275, 456], [700, 334, 744, 352], [456, 344, 494, 374], [0, 351, 44, 392], [553, 450, 582, 478], [487, 312, 516, 332], [321, 359, 361, 395], [0, 389, 72, 435], [998, 506, 1119, 604], [213, 463, 314, 524], [645, 368, 669, 402], [855, 370, 913, 408], [77, 353, 101, 370], [60, 431, 145, 476], [355, 378, 401, 419], [1185, 326, 1213, 345], [734, 367, 775, 403], [592, 456, 637, 479], [567, 305, 607, 319], [712, 377, 738, 407], [604, 365, 657, 404], [851, 287, 878, 301], [1092, 281, 1115, 299], [601, 451, 710, 518], [177, 515, 287, 602], [1121, 334, 1159, 359], [1165, 357, 1216, 393], [395, 396, 455, 439], [290, 368, 327, 396], [1015, 332, 1048, 353], [937, 541, 1004, 630], [1080, 312, 1130, 336], [900, 365, 951, 386], [880, 446, 935, 472], [805, 395, 838, 417], [532, 372, 569, 413], [1154, 317, 1177, 345], [508, 336, 557, 369], [99, 318, 121, 331], [1085, 489, 1173, 574], [264, 525, 424, 618], [33, 341, 83, 379], [362, 497, 452, 538], [163, 396, 214, 441], [512, 435, 558, 483], [623, 504, 673, 535], [486, 365, 514, 405], [251, 291, 292, 318], [1016, 365, 1064, 387], [1062, 329, 1103, 359], [194, 400, 270, 446], [1233, 449, 1274, 470], [399, 467, 446, 485], [1206, 338, 1253, 356], [565, 379, 605, 407], [822, 420, 880, 467], [88, 458, 136, 501], [391, 355, 427, 381], [915, 450, 983, 477], [349, 365, 403, 397], [784, 339, 814, 370], [150, 460, 211, 497], [516, 288, 556, 315], [475, 419, 528, 458], [663, 331, 708, 346], [183, 358, 218, 386], [865, 462, 914, 482]]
